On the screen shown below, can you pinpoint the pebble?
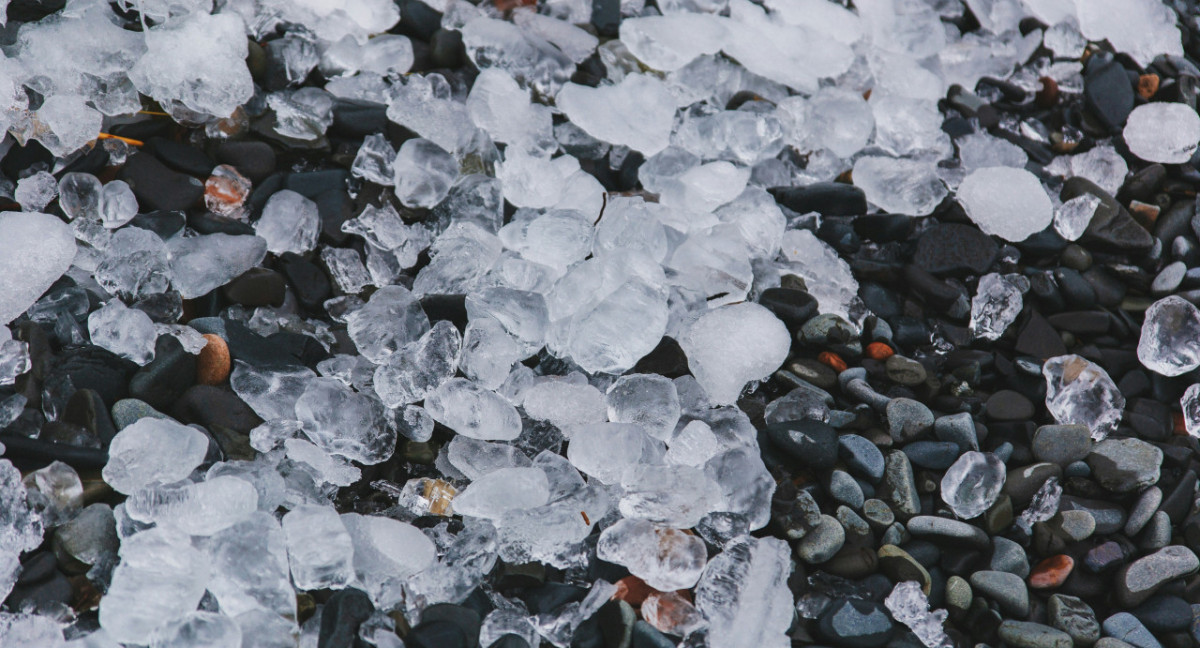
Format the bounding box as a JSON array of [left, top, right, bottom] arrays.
[[817, 598, 895, 648], [119, 152, 205, 212], [991, 537, 1031, 579], [879, 451, 920, 519], [766, 420, 838, 470], [885, 398, 934, 442], [906, 516, 991, 549], [828, 470, 865, 509], [1102, 613, 1163, 648], [913, 223, 999, 275], [878, 545, 931, 593], [52, 503, 118, 575], [770, 183, 868, 217], [1130, 595, 1192, 633], [970, 570, 1030, 617], [1005, 463, 1063, 506], [998, 620, 1074, 648], [933, 412, 979, 451], [1061, 496, 1127, 535], [196, 334, 231, 386], [1087, 438, 1163, 493], [1125, 487, 1163, 536], [128, 336, 197, 411], [1116, 546, 1199, 607], [1048, 594, 1101, 646], [110, 398, 173, 430], [901, 441, 960, 470], [1083, 58, 1135, 132], [1031, 424, 1093, 465], [884, 355, 926, 386], [796, 514, 846, 564], [946, 575, 972, 614], [838, 434, 886, 482], [171, 385, 262, 435], [1029, 555, 1075, 590], [222, 267, 287, 308], [986, 390, 1035, 421], [319, 588, 375, 648]]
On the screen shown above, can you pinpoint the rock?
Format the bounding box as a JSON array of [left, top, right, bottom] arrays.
[[1015, 311, 1069, 359], [110, 398, 173, 430], [222, 268, 286, 308], [1048, 594, 1101, 645], [1061, 177, 1153, 253], [196, 334, 231, 386], [839, 434, 886, 482], [933, 412, 979, 452], [991, 536, 1030, 578], [817, 599, 895, 648], [63, 388, 118, 446], [146, 137, 215, 177], [1032, 425, 1093, 466], [969, 570, 1030, 617], [902, 441, 960, 470], [946, 575, 972, 614], [1125, 487, 1163, 536], [885, 355, 927, 386], [405, 620, 470, 648], [214, 141, 276, 183], [796, 515, 845, 564], [880, 451, 920, 519], [770, 183, 868, 216], [128, 336, 197, 411], [1130, 595, 1192, 633], [1102, 613, 1163, 648], [1061, 496, 1126, 535], [765, 420, 838, 470], [828, 470, 865, 509], [905, 516, 991, 549], [878, 545, 931, 593], [318, 588, 374, 648], [1005, 463, 1063, 506], [757, 288, 819, 332], [46, 345, 138, 411], [1083, 58, 1135, 132], [1115, 546, 1200, 607], [1088, 439, 1162, 493], [1029, 555, 1074, 590], [119, 152, 205, 212], [171, 385, 262, 435], [913, 223, 999, 275], [630, 620, 674, 648], [886, 398, 934, 442], [998, 621, 1074, 648], [52, 503, 118, 575]]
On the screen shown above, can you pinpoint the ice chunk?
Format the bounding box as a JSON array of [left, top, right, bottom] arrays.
[[957, 132, 1028, 171], [0, 459, 43, 554], [597, 518, 707, 590], [102, 418, 210, 495], [940, 451, 1006, 519], [466, 69, 555, 156], [619, 14, 727, 72], [1053, 194, 1100, 241], [705, 446, 776, 530], [852, 157, 948, 216], [206, 164, 252, 218], [321, 248, 373, 294], [30, 94, 103, 156], [385, 74, 477, 154], [499, 209, 595, 271], [694, 535, 794, 648], [126, 476, 258, 536], [1047, 145, 1128, 195], [394, 138, 459, 208], [1182, 384, 1200, 438], [58, 173, 102, 221], [99, 527, 210, 644], [1075, 0, 1183, 66], [1123, 102, 1200, 163], [15, 171, 57, 212], [460, 317, 524, 389], [957, 167, 1053, 242], [453, 467, 552, 520], [345, 285, 431, 364], [808, 88, 874, 158], [871, 94, 949, 158], [350, 134, 396, 186], [413, 223, 504, 295], [556, 75, 676, 155], [97, 180, 138, 229], [295, 377, 396, 465], [22, 461, 83, 528], [567, 423, 653, 483], [0, 212, 76, 324], [659, 161, 750, 213], [286, 438, 360, 487], [460, 17, 575, 97], [495, 150, 571, 209], [282, 505, 355, 591], [605, 374, 681, 442], [884, 581, 953, 648], [446, 436, 532, 480], [511, 10, 598, 64], [522, 380, 607, 430], [88, 300, 158, 365], [374, 320, 462, 407], [342, 513, 436, 599], [256, 190, 320, 255], [666, 420, 722, 467], [1016, 476, 1062, 534], [203, 512, 295, 619], [1043, 354, 1125, 440], [129, 12, 253, 118], [620, 464, 721, 528], [167, 234, 267, 299], [465, 285, 549, 354], [679, 303, 790, 405], [780, 229, 861, 322], [425, 378, 522, 440], [0, 340, 29, 385], [970, 273, 1028, 341], [231, 361, 316, 422], [721, 0, 854, 93], [148, 611, 241, 648], [1138, 295, 1200, 376]]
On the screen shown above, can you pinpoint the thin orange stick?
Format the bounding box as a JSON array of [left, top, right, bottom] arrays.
[[96, 133, 144, 147]]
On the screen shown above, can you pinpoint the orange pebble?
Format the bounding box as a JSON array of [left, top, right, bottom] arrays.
[[196, 334, 231, 386], [612, 575, 657, 606], [817, 351, 848, 373], [1174, 411, 1189, 436], [865, 342, 895, 361], [1137, 74, 1160, 99], [1029, 554, 1074, 589]]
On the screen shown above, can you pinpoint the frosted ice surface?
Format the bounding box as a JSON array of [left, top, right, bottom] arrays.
[[413, 223, 504, 296], [128, 12, 253, 118], [256, 190, 320, 255], [203, 512, 295, 619], [597, 518, 707, 590], [556, 75, 676, 155], [606, 374, 681, 442], [295, 377, 396, 465], [694, 535, 794, 648], [661, 161, 750, 213], [31, 94, 103, 157], [231, 361, 316, 422], [853, 157, 948, 216], [321, 248, 373, 294], [125, 475, 258, 536], [148, 611, 241, 648], [568, 423, 653, 483], [970, 273, 1028, 341], [957, 167, 1053, 242], [385, 74, 477, 154], [619, 14, 727, 72], [765, 0, 863, 44], [447, 436, 532, 480], [957, 132, 1028, 171], [394, 138, 459, 208], [0, 459, 43, 555], [282, 505, 355, 591], [350, 134, 396, 186], [1043, 354, 1125, 440], [666, 420, 722, 467], [87, 300, 158, 365], [781, 229, 861, 322], [940, 451, 1006, 519], [1047, 145, 1128, 195], [466, 285, 549, 354], [167, 234, 268, 299], [871, 94, 950, 158], [1075, 0, 1183, 66], [0, 211, 76, 324], [97, 180, 138, 229], [59, 173, 102, 221], [679, 303, 790, 405], [466, 69, 555, 156], [15, 171, 57, 212], [1123, 103, 1200, 164], [495, 150, 571, 209], [103, 418, 210, 495], [99, 527, 210, 644], [721, 0, 854, 93], [459, 317, 524, 389], [522, 380, 607, 430], [460, 16, 574, 97], [500, 209, 595, 271], [885, 581, 953, 648], [511, 10, 598, 64], [0, 340, 30, 386], [345, 285, 430, 363], [808, 88, 874, 159], [619, 464, 721, 528], [374, 320, 462, 407], [1137, 295, 1200, 376], [342, 513, 436, 597], [285, 438, 361, 486], [1044, 20, 1087, 58], [1016, 476, 1062, 534], [425, 378, 522, 440], [1053, 194, 1100, 241], [453, 467, 552, 520]]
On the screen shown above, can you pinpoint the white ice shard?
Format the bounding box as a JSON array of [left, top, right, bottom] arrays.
[[1042, 355, 1125, 441], [679, 302, 790, 404], [202, 512, 295, 619], [129, 12, 253, 118], [342, 513, 436, 601], [99, 527, 210, 644], [1053, 194, 1101, 242], [567, 423, 654, 484], [1123, 102, 1200, 164], [1075, 0, 1183, 67], [884, 580, 953, 648], [256, 190, 320, 255], [282, 505, 355, 591], [780, 229, 861, 322], [425, 378, 523, 440], [87, 300, 158, 366], [597, 518, 707, 591], [345, 285, 431, 364], [394, 138, 459, 208], [103, 418, 210, 495], [619, 464, 721, 528], [0, 212, 76, 324], [853, 156, 948, 217], [556, 75, 676, 155], [452, 467, 552, 520], [125, 475, 258, 536], [459, 317, 524, 389], [619, 14, 726, 72], [1137, 296, 1200, 376], [167, 234, 268, 299], [466, 68, 555, 156], [940, 451, 1006, 519], [957, 167, 1053, 242], [295, 377, 396, 465], [606, 374, 681, 442], [694, 535, 794, 648], [374, 320, 462, 408], [969, 273, 1029, 341], [522, 379, 607, 430]]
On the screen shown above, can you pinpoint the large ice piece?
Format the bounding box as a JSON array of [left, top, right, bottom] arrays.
[[342, 513, 436, 600], [606, 374, 681, 442], [969, 273, 1028, 341], [374, 320, 461, 407], [694, 535, 794, 648], [619, 464, 721, 528], [452, 467, 552, 520], [556, 75, 676, 155], [1043, 355, 1125, 441], [597, 518, 707, 590], [256, 190, 320, 255], [1138, 295, 1200, 376], [148, 611, 241, 648], [102, 418, 210, 495], [780, 229, 860, 321], [203, 513, 295, 619], [1075, 0, 1183, 66], [679, 303, 790, 404], [852, 157, 947, 216], [87, 300, 158, 365], [940, 451, 1006, 519], [0, 459, 44, 589], [345, 285, 430, 364], [128, 12, 253, 117], [282, 505, 355, 591], [957, 167, 1053, 242], [125, 476, 259, 536], [394, 138, 459, 208], [1123, 102, 1200, 164], [884, 581, 953, 648], [168, 234, 268, 299], [619, 14, 727, 72], [425, 378, 522, 440], [295, 378, 396, 465], [99, 527, 210, 644], [0, 212, 76, 324]]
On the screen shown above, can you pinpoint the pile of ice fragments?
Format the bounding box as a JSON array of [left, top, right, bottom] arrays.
[[0, 0, 1198, 645]]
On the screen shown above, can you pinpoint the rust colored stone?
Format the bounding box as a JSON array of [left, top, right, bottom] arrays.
[[865, 342, 895, 361], [195, 334, 231, 386], [1029, 554, 1074, 589], [1035, 76, 1059, 108], [817, 351, 848, 373], [1137, 74, 1160, 99], [613, 575, 658, 606]]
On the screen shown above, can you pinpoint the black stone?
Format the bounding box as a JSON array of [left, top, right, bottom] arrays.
[[420, 294, 469, 330], [128, 210, 187, 240], [855, 214, 915, 242], [146, 137, 215, 177], [591, 0, 620, 37], [1014, 311, 1067, 359], [318, 588, 374, 648], [769, 183, 868, 216], [766, 420, 838, 470], [1084, 58, 1135, 132], [632, 336, 690, 378], [817, 599, 895, 648], [1061, 177, 1153, 253], [171, 385, 262, 434], [406, 620, 470, 648], [128, 335, 197, 411], [46, 345, 138, 410], [62, 388, 118, 446], [521, 583, 588, 614], [118, 152, 205, 212], [280, 253, 333, 311], [986, 390, 1034, 421], [214, 140, 277, 184], [331, 99, 390, 140], [188, 211, 256, 236], [630, 621, 674, 648], [758, 287, 819, 332], [913, 223, 999, 275], [223, 268, 287, 308], [0, 434, 108, 470], [1046, 311, 1110, 335], [1131, 595, 1192, 632]]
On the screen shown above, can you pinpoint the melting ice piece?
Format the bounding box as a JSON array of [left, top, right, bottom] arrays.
[[556, 75, 676, 155], [342, 513, 436, 601], [58, 173, 102, 220], [452, 467, 552, 520], [1123, 102, 1200, 163], [957, 167, 1053, 242], [125, 475, 258, 536], [14, 171, 57, 212], [231, 361, 316, 422], [98, 181, 138, 229], [0, 460, 44, 557], [679, 302, 790, 405], [0, 340, 29, 385], [128, 12, 253, 118], [665, 420, 722, 467], [1182, 384, 1200, 438], [102, 418, 210, 495], [597, 518, 707, 590], [809, 88, 875, 159], [1042, 355, 1125, 440], [282, 505, 355, 591], [780, 229, 860, 322], [202, 512, 295, 619], [446, 436, 532, 480], [567, 423, 653, 484], [374, 320, 462, 408], [345, 285, 430, 364], [466, 68, 555, 155], [522, 379, 607, 430], [350, 134, 396, 186], [1053, 194, 1101, 241], [969, 273, 1028, 341], [256, 190, 320, 255], [99, 527, 210, 644], [167, 233, 267, 299], [87, 300, 158, 365], [940, 451, 1006, 519], [1015, 476, 1061, 534], [884, 581, 953, 648], [1075, 0, 1182, 67], [459, 317, 523, 390], [852, 157, 947, 216], [425, 378, 522, 440], [606, 374, 681, 442], [393, 138, 458, 208], [295, 377, 396, 465], [0, 212, 76, 324], [619, 464, 721, 528], [694, 535, 794, 648], [148, 611, 241, 648], [1137, 295, 1200, 376], [619, 14, 726, 72]]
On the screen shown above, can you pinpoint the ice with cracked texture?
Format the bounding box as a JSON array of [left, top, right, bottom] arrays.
[[679, 302, 790, 405]]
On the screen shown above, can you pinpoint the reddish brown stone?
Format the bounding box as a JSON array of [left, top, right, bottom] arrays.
[[1029, 554, 1074, 589], [818, 351, 847, 373], [613, 575, 657, 606], [196, 334, 231, 386]]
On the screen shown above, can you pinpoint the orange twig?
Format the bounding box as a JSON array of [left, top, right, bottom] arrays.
[[96, 133, 144, 147]]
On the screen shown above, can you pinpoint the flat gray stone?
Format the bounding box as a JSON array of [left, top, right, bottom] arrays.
[[1116, 545, 1200, 607], [796, 514, 845, 565], [998, 621, 1073, 648], [970, 570, 1029, 617], [1088, 438, 1162, 493], [1032, 424, 1092, 465]]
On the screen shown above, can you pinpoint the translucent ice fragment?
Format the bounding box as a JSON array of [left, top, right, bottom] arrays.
[[852, 156, 947, 216], [1123, 102, 1200, 164], [556, 75, 676, 155], [597, 518, 707, 590], [295, 378, 396, 465], [393, 138, 458, 208], [605, 374, 681, 442], [15, 171, 57, 212], [0, 211, 77, 324], [1137, 295, 1200, 376], [1043, 354, 1125, 440], [453, 467, 552, 520], [1053, 194, 1101, 241], [969, 273, 1028, 341], [167, 233, 267, 299], [694, 535, 794, 648], [957, 167, 1053, 242], [102, 418, 210, 495], [374, 320, 462, 407], [345, 285, 430, 364], [256, 190, 320, 255], [679, 302, 790, 405], [425, 378, 522, 440], [99, 527, 210, 644], [884, 581, 953, 648], [87, 301, 158, 365], [940, 451, 1006, 519], [522, 380, 607, 430], [282, 505, 355, 591]]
